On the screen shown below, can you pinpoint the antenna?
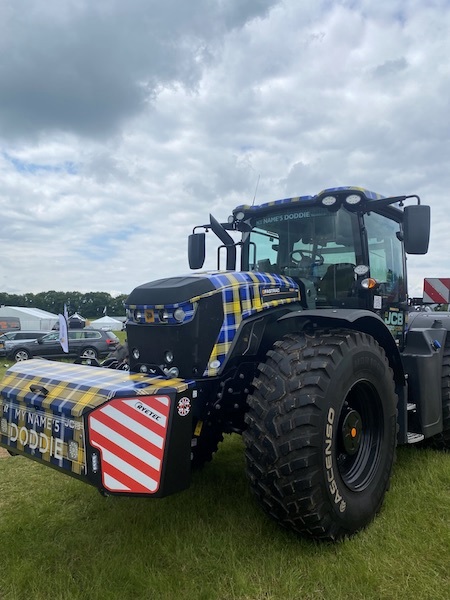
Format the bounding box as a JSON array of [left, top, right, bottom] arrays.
[[252, 174, 260, 206]]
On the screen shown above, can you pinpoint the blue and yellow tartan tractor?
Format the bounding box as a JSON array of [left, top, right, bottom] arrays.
[[1, 186, 448, 541]]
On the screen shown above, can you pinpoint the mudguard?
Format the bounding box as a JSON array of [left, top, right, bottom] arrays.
[[278, 308, 405, 382], [0, 360, 195, 497]]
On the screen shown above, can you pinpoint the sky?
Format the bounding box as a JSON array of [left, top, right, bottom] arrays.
[[1, 0, 449, 298]]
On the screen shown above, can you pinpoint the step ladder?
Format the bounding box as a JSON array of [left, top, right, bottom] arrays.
[[406, 402, 425, 443]]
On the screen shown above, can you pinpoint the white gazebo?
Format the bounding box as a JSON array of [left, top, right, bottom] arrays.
[[89, 315, 124, 331], [0, 306, 58, 330]]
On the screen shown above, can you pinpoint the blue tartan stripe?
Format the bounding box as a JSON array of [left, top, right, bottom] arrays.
[[202, 271, 301, 376]]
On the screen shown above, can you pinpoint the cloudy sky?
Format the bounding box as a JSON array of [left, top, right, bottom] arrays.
[[1, 0, 449, 298]]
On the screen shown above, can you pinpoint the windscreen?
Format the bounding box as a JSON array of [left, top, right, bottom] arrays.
[[247, 206, 361, 305]]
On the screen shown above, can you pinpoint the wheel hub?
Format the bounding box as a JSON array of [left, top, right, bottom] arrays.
[[341, 409, 362, 455]]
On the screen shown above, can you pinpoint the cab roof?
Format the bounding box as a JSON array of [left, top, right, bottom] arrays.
[[233, 186, 385, 214]]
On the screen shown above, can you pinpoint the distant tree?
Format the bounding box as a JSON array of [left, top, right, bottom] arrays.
[[0, 290, 128, 318], [435, 304, 449, 311]]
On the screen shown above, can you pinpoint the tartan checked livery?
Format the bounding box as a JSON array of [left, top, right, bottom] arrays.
[[2, 185, 450, 542], [0, 360, 194, 496], [201, 271, 300, 376], [127, 271, 301, 377]]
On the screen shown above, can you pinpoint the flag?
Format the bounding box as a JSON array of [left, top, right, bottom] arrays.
[[58, 312, 69, 353]]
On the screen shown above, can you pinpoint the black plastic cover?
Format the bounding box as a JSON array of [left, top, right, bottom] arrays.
[[126, 276, 216, 306]]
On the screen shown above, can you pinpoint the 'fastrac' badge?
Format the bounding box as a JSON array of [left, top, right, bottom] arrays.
[[177, 397, 191, 417]]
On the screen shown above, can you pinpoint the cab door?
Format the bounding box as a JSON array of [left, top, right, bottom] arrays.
[[364, 211, 407, 346]]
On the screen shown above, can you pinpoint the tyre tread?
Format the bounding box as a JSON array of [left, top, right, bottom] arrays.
[[243, 328, 396, 540]]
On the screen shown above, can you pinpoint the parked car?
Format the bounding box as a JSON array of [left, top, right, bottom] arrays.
[[0, 330, 50, 357], [7, 329, 119, 362]]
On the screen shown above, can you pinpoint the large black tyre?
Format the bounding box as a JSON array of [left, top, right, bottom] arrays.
[[243, 329, 397, 541], [191, 424, 224, 469], [424, 340, 450, 450]]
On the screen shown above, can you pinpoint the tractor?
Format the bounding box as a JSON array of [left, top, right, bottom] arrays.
[[1, 186, 447, 541]]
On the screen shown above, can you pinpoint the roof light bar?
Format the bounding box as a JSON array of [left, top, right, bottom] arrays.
[[345, 194, 362, 206], [321, 195, 338, 207]]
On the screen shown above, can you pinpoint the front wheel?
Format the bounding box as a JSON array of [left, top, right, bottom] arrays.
[[191, 422, 224, 469], [13, 348, 31, 361], [243, 329, 397, 541]]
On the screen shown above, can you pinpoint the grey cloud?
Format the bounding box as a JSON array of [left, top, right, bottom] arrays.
[[0, 0, 278, 141], [372, 57, 408, 78], [1, 0, 450, 295]]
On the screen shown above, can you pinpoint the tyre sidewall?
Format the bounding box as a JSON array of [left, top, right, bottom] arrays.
[[320, 337, 397, 531]]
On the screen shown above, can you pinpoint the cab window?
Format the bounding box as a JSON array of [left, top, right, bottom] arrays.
[[364, 212, 405, 303]]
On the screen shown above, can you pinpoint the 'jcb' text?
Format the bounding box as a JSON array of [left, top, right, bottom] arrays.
[[384, 311, 404, 326]]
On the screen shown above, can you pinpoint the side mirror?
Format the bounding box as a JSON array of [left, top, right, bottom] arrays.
[[188, 233, 206, 269], [403, 205, 430, 254]]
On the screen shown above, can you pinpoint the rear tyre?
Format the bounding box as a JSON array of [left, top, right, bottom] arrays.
[[243, 329, 397, 541], [80, 347, 99, 360], [424, 340, 450, 450], [13, 348, 31, 361]]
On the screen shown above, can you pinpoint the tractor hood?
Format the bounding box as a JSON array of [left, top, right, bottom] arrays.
[[126, 271, 300, 313], [125, 271, 302, 378], [126, 274, 216, 306]]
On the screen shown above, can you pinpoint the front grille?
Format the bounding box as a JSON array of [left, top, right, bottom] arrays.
[[127, 294, 223, 378]]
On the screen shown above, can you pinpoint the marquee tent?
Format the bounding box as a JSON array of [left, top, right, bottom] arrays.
[[89, 315, 123, 331], [0, 306, 58, 331]]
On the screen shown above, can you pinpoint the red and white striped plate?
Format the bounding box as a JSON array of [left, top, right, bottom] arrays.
[[88, 395, 171, 494]]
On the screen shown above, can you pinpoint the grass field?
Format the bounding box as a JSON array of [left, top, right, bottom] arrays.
[[0, 345, 449, 599]]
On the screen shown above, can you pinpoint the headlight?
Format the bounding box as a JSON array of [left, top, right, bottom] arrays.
[[132, 348, 140, 360], [159, 309, 169, 323], [68, 440, 79, 461], [173, 307, 186, 322], [91, 452, 99, 473], [354, 264, 369, 276], [345, 194, 361, 205], [134, 309, 144, 321], [164, 350, 174, 364], [321, 195, 337, 207], [361, 278, 378, 289]]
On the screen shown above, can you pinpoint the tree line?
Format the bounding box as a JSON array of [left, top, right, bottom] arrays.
[[0, 291, 128, 318]]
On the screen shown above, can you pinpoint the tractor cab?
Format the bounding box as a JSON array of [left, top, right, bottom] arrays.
[[189, 187, 430, 346]]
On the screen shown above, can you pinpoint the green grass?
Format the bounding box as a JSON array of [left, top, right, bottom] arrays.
[[0, 435, 449, 600], [0, 336, 449, 599]]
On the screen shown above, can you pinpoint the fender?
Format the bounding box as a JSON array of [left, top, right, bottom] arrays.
[[277, 309, 411, 444], [278, 309, 406, 386]]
